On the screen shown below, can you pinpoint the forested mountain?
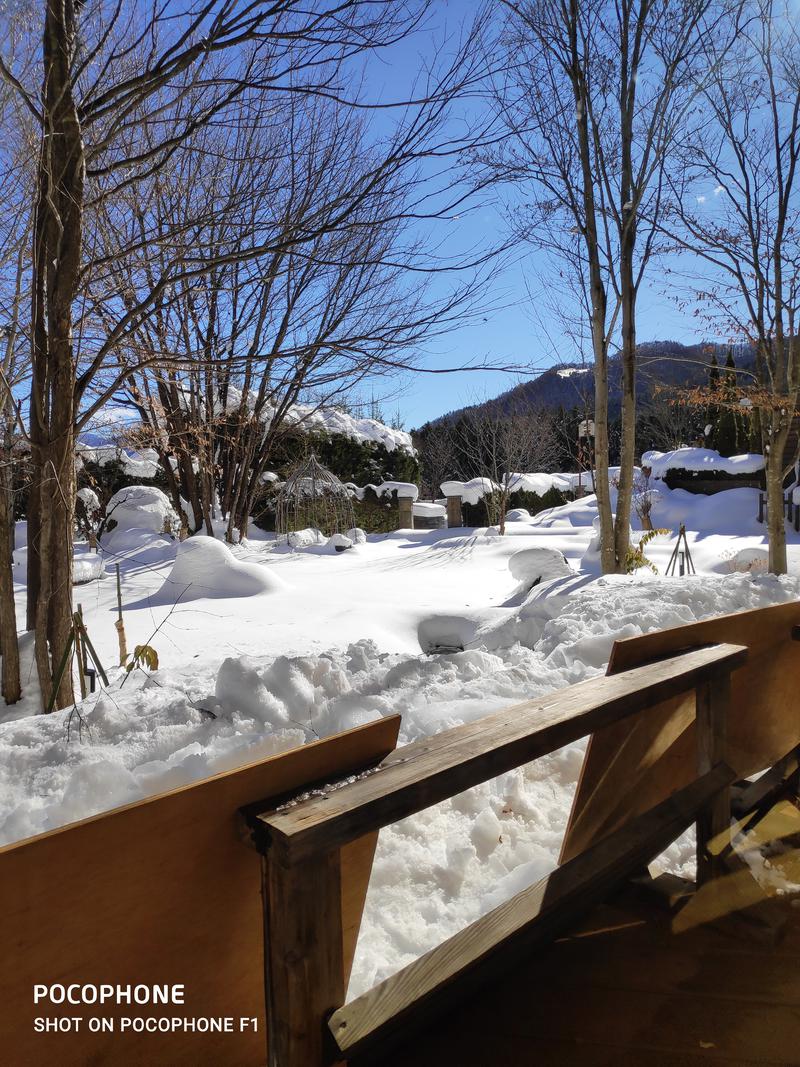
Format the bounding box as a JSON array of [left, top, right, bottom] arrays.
[[420, 341, 755, 426]]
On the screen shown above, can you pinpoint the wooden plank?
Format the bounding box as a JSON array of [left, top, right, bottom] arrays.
[[732, 743, 800, 817], [264, 850, 344, 1067], [695, 673, 731, 883], [260, 644, 746, 865], [329, 763, 735, 1060], [561, 601, 800, 864], [0, 714, 400, 1067], [377, 897, 800, 1067]]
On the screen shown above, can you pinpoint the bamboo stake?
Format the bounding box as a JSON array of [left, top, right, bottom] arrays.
[[115, 563, 128, 666], [73, 615, 87, 700], [74, 615, 109, 687]]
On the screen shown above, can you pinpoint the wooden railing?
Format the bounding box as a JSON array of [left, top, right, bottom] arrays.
[[249, 642, 747, 1067]]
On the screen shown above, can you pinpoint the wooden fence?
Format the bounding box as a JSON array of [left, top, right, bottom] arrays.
[[252, 640, 748, 1065], [7, 601, 800, 1065]]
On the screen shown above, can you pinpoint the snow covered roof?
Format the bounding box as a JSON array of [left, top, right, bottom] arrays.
[[642, 448, 765, 478], [349, 481, 419, 501]]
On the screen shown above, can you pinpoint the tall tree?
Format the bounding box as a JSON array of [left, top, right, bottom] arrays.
[[668, 0, 800, 572], [0, 0, 492, 708], [489, 0, 729, 572]]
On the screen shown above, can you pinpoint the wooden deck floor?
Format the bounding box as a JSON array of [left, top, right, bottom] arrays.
[[377, 881, 800, 1066]]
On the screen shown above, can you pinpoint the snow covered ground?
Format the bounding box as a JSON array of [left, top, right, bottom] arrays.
[[3, 479, 800, 997]]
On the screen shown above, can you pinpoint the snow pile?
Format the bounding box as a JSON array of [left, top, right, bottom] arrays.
[[643, 448, 764, 478], [346, 528, 367, 545], [328, 533, 353, 551], [729, 547, 769, 574], [286, 527, 326, 549], [156, 536, 284, 602], [508, 547, 572, 587], [73, 547, 105, 585], [103, 485, 180, 541], [413, 502, 446, 518]]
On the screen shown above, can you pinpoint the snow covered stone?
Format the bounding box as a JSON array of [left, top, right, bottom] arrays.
[[346, 528, 367, 545], [156, 535, 284, 602], [104, 485, 181, 539], [287, 527, 326, 549], [328, 533, 354, 552], [72, 547, 105, 584]]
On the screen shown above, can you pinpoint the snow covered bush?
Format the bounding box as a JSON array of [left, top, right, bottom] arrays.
[[102, 485, 181, 540]]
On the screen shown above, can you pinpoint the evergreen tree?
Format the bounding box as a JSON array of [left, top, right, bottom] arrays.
[[713, 349, 744, 457], [705, 353, 720, 444]]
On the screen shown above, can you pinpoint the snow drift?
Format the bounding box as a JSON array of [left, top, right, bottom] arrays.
[[156, 535, 284, 602]]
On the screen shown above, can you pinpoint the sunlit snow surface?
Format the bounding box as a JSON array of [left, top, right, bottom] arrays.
[[3, 481, 800, 996]]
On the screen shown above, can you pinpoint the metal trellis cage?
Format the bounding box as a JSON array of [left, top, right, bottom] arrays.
[[275, 453, 356, 537]]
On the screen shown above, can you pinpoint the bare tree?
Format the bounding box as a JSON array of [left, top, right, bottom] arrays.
[[453, 401, 559, 532], [666, 0, 800, 573], [488, 0, 732, 572], [0, 0, 495, 708]]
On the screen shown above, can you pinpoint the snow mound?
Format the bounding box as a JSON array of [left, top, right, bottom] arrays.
[[508, 547, 572, 586], [506, 508, 532, 522], [104, 485, 180, 540], [346, 528, 367, 545], [328, 533, 353, 551], [729, 547, 769, 573], [287, 527, 326, 549], [157, 536, 284, 602], [73, 548, 105, 584]]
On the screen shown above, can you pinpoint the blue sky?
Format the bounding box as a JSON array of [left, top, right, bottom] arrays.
[[353, 2, 702, 429]]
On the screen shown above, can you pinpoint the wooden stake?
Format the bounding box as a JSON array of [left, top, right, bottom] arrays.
[[115, 563, 128, 667]]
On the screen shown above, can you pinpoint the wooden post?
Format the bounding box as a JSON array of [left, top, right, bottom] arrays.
[[446, 495, 462, 529], [263, 850, 345, 1067], [695, 671, 731, 885], [758, 492, 765, 524], [397, 497, 414, 530], [115, 563, 128, 667]]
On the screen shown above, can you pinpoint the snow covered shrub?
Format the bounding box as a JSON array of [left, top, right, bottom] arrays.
[[102, 485, 181, 540], [631, 468, 659, 530], [75, 487, 101, 542]]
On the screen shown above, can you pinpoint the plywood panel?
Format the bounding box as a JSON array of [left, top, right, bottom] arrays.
[[0, 715, 400, 1066], [560, 602, 800, 864]]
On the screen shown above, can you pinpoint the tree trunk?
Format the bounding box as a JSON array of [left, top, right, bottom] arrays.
[[0, 432, 20, 704], [614, 255, 636, 573], [28, 0, 86, 709], [765, 415, 789, 574]]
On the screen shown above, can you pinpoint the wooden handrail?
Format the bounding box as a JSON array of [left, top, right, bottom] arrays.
[[258, 642, 747, 866], [328, 762, 736, 1061]]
